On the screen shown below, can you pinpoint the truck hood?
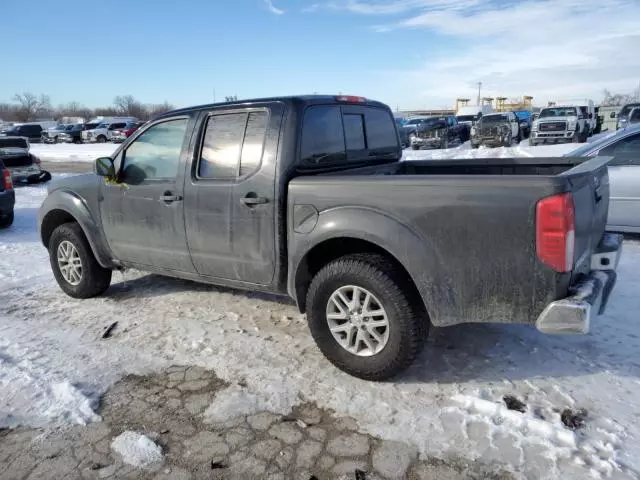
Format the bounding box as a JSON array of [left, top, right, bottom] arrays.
[[536, 116, 576, 124]]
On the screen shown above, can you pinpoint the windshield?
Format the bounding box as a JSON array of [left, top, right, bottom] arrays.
[[620, 103, 640, 117], [539, 107, 577, 118], [0, 137, 29, 149], [481, 115, 508, 123], [96, 123, 109, 129], [456, 115, 476, 122], [421, 118, 446, 127], [53, 125, 66, 131]]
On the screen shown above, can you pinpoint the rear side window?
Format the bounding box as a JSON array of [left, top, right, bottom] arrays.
[[301, 105, 398, 166], [198, 110, 268, 179], [365, 108, 397, 151], [300, 106, 346, 165]]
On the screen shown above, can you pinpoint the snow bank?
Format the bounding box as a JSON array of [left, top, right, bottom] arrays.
[[30, 143, 117, 163], [402, 140, 577, 161], [111, 431, 164, 468]]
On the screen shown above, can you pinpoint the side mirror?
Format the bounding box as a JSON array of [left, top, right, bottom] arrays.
[[95, 157, 115, 177], [610, 112, 616, 118]]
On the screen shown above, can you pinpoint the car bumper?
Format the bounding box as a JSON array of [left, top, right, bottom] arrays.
[[536, 233, 622, 334], [0, 189, 15, 213], [411, 137, 444, 149], [473, 137, 504, 147], [530, 131, 575, 143], [10, 165, 41, 182]]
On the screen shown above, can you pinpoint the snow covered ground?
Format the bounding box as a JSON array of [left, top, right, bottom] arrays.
[[2, 177, 640, 479], [31, 143, 117, 163]]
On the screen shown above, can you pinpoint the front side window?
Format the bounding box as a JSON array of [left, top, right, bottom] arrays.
[[122, 118, 188, 183]]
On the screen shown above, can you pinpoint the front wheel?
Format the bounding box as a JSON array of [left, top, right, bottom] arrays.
[[306, 254, 428, 381], [529, 138, 537, 147], [96, 135, 107, 143], [49, 223, 112, 298], [503, 132, 513, 147]]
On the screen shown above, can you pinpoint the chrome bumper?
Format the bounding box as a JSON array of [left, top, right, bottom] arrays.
[[536, 233, 622, 335]]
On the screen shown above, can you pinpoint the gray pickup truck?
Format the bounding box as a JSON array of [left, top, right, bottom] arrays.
[[0, 159, 15, 228], [39, 95, 622, 380]]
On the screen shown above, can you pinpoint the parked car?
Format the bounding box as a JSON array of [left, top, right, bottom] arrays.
[[410, 115, 465, 150], [0, 159, 15, 228], [514, 110, 532, 139], [0, 123, 44, 143], [0, 137, 44, 183], [529, 105, 590, 146], [628, 107, 640, 126], [401, 116, 435, 144], [611, 102, 640, 130], [39, 94, 621, 381], [58, 123, 100, 144], [82, 118, 138, 143], [42, 124, 69, 143], [567, 123, 640, 233], [110, 121, 144, 143], [470, 112, 521, 148]]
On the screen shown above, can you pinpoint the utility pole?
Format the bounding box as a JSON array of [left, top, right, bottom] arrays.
[[477, 82, 482, 106], [213, 88, 216, 103]]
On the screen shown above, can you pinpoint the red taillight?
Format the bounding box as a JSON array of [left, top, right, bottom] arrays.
[[335, 95, 367, 103], [124, 128, 135, 137], [536, 192, 575, 272], [2, 169, 12, 190]]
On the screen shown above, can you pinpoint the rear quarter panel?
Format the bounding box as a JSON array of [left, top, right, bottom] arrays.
[[288, 175, 566, 327]]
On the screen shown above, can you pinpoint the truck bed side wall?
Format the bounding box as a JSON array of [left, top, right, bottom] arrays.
[[288, 175, 566, 327]]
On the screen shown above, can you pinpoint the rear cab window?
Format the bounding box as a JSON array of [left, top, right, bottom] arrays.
[[300, 104, 399, 167]]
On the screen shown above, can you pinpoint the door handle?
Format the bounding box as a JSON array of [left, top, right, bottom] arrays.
[[241, 194, 269, 207], [160, 192, 183, 203]]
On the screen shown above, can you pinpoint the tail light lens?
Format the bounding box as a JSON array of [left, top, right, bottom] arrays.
[[335, 95, 367, 103], [536, 192, 575, 272], [2, 168, 13, 190]]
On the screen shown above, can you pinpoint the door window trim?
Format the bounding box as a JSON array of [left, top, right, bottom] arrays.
[[192, 107, 270, 183], [119, 115, 191, 182]]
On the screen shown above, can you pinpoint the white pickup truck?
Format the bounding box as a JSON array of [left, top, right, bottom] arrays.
[[82, 117, 138, 143], [529, 105, 590, 146]]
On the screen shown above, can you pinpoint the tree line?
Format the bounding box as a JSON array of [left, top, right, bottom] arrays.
[[0, 93, 176, 123]]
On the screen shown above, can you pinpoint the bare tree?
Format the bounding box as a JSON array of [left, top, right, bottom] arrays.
[[113, 95, 146, 119], [601, 87, 640, 107], [147, 101, 175, 119]]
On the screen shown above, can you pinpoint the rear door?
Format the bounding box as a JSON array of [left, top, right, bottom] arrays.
[[183, 102, 283, 285]]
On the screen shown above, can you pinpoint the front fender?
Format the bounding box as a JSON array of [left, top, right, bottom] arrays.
[[39, 189, 115, 268], [288, 207, 455, 326]]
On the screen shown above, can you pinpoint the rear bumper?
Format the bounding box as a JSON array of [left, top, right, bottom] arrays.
[[536, 233, 622, 334], [0, 189, 15, 213]]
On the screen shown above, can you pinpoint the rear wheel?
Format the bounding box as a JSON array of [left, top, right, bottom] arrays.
[[48, 223, 112, 298], [306, 254, 428, 381], [0, 210, 14, 228], [97, 135, 107, 143]]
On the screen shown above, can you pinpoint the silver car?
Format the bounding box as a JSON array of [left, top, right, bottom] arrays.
[[568, 124, 640, 233]]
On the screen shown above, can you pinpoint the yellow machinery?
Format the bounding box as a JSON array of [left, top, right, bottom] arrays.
[[494, 96, 534, 112]]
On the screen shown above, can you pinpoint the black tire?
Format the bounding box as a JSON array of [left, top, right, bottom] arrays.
[[48, 223, 112, 298], [471, 143, 480, 149], [441, 137, 449, 149], [503, 132, 513, 147], [97, 135, 107, 143], [529, 138, 537, 147], [411, 144, 420, 150], [0, 210, 14, 228], [572, 132, 581, 143], [306, 254, 428, 381]]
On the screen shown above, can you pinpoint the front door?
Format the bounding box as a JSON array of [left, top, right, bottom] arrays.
[[99, 116, 196, 272], [184, 103, 282, 285]]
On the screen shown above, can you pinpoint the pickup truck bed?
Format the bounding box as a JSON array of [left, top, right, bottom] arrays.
[[289, 156, 612, 329], [38, 95, 622, 381]]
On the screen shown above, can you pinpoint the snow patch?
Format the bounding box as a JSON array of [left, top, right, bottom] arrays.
[[203, 384, 294, 423], [110, 431, 164, 469], [30, 143, 117, 163]]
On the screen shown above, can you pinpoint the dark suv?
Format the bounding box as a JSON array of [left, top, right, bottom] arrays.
[[0, 124, 43, 143]]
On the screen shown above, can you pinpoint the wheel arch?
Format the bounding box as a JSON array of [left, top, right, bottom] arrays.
[[40, 192, 115, 269]]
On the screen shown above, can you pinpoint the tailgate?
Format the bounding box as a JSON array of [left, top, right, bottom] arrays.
[[563, 156, 610, 277]]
